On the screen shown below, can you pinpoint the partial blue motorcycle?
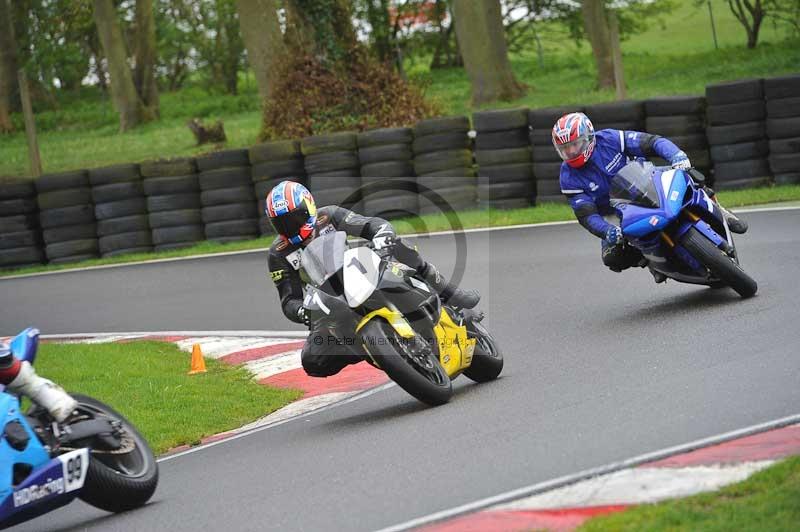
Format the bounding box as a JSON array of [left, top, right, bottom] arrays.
[[0, 328, 158, 529], [610, 161, 757, 297]]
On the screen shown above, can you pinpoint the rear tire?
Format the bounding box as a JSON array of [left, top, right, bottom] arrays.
[[464, 320, 504, 383], [681, 228, 757, 298], [69, 394, 158, 513], [360, 320, 452, 406]]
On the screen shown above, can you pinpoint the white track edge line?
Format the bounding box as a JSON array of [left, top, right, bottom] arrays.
[[374, 412, 800, 532], [3, 204, 797, 281], [41, 330, 308, 339], [158, 382, 396, 463]]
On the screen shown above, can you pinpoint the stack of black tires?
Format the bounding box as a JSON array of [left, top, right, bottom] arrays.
[[706, 79, 771, 190], [586, 100, 645, 132], [250, 140, 306, 235], [141, 159, 205, 251], [644, 96, 711, 180], [412, 116, 476, 214], [197, 149, 259, 243], [89, 164, 153, 257], [764, 74, 800, 185], [302, 132, 361, 209], [357, 127, 417, 219], [0, 179, 44, 269], [473, 108, 534, 210], [34, 171, 96, 264], [529, 106, 580, 203]]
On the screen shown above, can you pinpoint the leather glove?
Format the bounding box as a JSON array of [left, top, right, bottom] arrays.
[[296, 307, 310, 327], [670, 151, 692, 170], [371, 234, 396, 258], [605, 225, 623, 246]]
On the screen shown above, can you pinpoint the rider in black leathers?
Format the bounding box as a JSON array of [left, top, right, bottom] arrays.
[[266, 181, 479, 377]]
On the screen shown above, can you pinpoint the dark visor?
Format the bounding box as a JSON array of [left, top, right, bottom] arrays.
[[270, 205, 310, 237]]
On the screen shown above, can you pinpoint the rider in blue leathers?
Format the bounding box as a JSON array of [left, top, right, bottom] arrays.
[[552, 112, 748, 279]]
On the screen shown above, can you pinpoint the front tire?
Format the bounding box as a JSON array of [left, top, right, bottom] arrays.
[[681, 227, 757, 298], [70, 394, 158, 513], [360, 320, 453, 406]]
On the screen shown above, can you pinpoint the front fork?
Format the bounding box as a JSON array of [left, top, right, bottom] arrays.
[[658, 210, 736, 275]]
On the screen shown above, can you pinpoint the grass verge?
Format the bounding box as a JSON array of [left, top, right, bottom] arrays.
[[580, 456, 800, 532], [34, 341, 301, 455], [2, 184, 799, 279]]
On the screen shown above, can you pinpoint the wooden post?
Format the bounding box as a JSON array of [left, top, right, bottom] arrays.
[[17, 69, 42, 177], [607, 10, 626, 101]]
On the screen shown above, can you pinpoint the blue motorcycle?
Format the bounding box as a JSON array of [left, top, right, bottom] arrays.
[[0, 328, 158, 529], [610, 161, 757, 298]]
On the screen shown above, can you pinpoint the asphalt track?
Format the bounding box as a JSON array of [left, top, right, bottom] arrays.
[[1, 208, 799, 531]]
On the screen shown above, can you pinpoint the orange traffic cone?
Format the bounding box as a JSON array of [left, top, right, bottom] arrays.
[[188, 344, 207, 375]]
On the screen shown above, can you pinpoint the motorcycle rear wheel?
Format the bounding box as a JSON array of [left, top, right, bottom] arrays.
[[464, 320, 504, 383], [681, 227, 757, 298], [360, 320, 453, 406], [70, 394, 159, 513]]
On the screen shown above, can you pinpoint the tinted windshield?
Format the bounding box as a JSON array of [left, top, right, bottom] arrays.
[[301, 231, 347, 287], [610, 161, 661, 208]]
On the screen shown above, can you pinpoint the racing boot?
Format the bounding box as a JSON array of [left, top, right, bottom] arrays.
[[704, 187, 748, 234], [717, 204, 748, 234], [420, 263, 480, 309], [7, 361, 78, 422]]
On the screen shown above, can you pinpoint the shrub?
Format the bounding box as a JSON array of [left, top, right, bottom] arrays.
[[259, 50, 440, 140]]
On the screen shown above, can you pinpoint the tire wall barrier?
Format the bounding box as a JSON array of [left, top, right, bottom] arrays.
[[358, 127, 418, 220], [474, 108, 534, 210], [413, 116, 476, 214], [90, 164, 152, 258], [1, 74, 797, 270], [197, 149, 259, 243], [0, 178, 43, 268]]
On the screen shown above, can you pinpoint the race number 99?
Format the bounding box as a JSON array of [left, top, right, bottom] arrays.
[[58, 448, 89, 492]]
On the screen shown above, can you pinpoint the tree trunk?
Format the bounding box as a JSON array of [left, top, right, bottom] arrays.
[[451, 0, 524, 105], [581, 0, 615, 90], [727, 0, 765, 49], [0, 0, 17, 133], [285, 0, 357, 64], [236, 0, 285, 102], [93, 0, 146, 131], [134, 0, 159, 118]]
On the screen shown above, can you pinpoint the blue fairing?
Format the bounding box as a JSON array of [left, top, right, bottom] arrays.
[[612, 163, 733, 283], [0, 328, 90, 528], [619, 167, 689, 238], [9, 328, 40, 365], [0, 393, 65, 525]]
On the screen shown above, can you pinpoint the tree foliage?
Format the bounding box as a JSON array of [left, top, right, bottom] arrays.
[[695, 0, 800, 48]]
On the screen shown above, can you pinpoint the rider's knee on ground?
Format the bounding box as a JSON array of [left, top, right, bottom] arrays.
[[301, 350, 347, 377], [301, 335, 361, 378], [602, 242, 644, 272]]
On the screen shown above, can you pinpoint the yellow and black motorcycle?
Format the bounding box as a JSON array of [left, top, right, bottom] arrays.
[[300, 231, 502, 405]]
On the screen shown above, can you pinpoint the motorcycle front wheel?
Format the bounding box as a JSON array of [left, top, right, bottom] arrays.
[[360, 320, 452, 406], [681, 227, 757, 298], [69, 394, 159, 513]]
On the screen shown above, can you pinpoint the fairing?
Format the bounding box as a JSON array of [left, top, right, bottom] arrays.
[[611, 162, 736, 284]]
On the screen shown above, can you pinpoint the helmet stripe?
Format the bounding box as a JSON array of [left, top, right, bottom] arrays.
[[286, 182, 297, 210]]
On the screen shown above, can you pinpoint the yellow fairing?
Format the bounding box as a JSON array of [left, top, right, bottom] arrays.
[[434, 309, 476, 377], [356, 308, 415, 338]]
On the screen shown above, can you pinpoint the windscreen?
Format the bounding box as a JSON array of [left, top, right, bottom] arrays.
[[301, 230, 347, 287], [610, 161, 661, 209]]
